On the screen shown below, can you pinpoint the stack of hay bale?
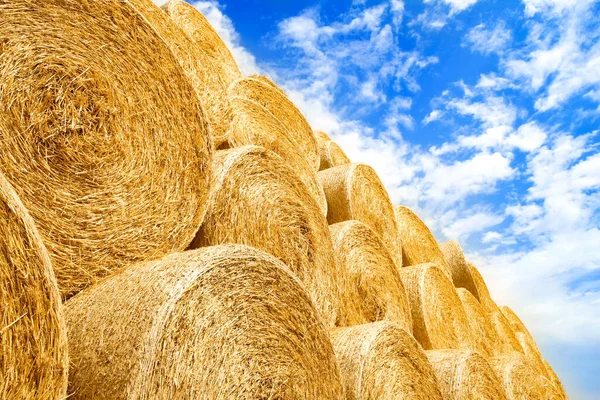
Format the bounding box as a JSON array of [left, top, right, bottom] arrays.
[[0, 0, 567, 398]]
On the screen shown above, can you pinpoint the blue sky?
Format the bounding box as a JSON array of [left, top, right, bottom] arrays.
[[155, 0, 600, 397]]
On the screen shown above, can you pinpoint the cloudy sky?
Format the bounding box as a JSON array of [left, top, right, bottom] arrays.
[[156, 0, 599, 397]]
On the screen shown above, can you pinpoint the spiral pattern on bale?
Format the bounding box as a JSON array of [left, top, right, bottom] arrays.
[[189, 146, 339, 327], [0, 0, 213, 298], [318, 163, 402, 267], [491, 352, 555, 400], [65, 245, 344, 400], [331, 321, 444, 400], [426, 350, 508, 400], [229, 76, 320, 171], [315, 130, 351, 171], [439, 240, 479, 299], [457, 288, 501, 358], [394, 206, 450, 278], [227, 97, 328, 214], [399, 264, 475, 351], [0, 171, 68, 400], [330, 220, 412, 331]]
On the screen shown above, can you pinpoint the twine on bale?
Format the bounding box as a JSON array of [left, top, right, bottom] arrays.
[[457, 288, 501, 358], [227, 97, 328, 214], [331, 321, 444, 400], [426, 350, 508, 400], [318, 163, 402, 267], [229, 76, 320, 171], [0, 171, 68, 399], [65, 245, 344, 400], [394, 206, 451, 278], [189, 146, 339, 327], [0, 0, 212, 298], [440, 240, 480, 299], [491, 352, 554, 400], [162, 0, 241, 87], [329, 220, 412, 331], [399, 263, 475, 351], [315, 130, 351, 171], [130, 0, 230, 145]]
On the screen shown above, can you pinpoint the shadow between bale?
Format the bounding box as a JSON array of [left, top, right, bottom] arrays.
[[314, 130, 351, 171], [65, 245, 344, 400], [439, 240, 480, 299]]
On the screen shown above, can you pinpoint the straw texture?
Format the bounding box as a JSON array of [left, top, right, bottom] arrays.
[[426, 350, 508, 400], [331, 321, 444, 400], [468, 263, 497, 313], [0, 171, 68, 399], [457, 288, 500, 357], [490, 309, 525, 354], [399, 264, 475, 351], [440, 240, 479, 299], [0, 0, 212, 298], [330, 220, 412, 331], [229, 76, 320, 171], [189, 146, 338, 327], [227, 97, 328, 213], [315, 130, 351, 171], [544, 360, 568, 399], [132, 0, 230, 145], [515, 332, 549, 378], [65, 245, 344, 399], [491, 352, 551, 400], [318, 163, 402, 267], [394, 206, 450, 278], [162, 0, 241, 86]]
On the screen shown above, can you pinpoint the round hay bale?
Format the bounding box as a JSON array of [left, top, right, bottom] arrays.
[[229, 76, 320, 171], [393, 206, 451, 278], [330, 220, 412, 331], [457, 288, 500, 357], [65, 245, 344, 399], [490, 309, 525, 354], [544, 360, 568, 399], [490, 352, 552, 400], [331, 321, 444, 400], [189, 146, 338, 327], [0, 0, 212, 298], [0, 172, 68, 399], [539, 375, 568, 400], [439, 240, 479, 299], [314, 130, 351, 171], [130, 0, 230, 145], [162, 0, 241, 86], [515, 332, 549, 378], [227, 97, 328, 214], [318, 163, 402, 267], [501, 306, 534, 339], [426, 350, 508, 400], [468, 263, 497, 313], [399, 263, 475, 351]]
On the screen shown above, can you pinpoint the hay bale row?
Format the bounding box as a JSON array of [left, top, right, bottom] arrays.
[[399, 263, 475, 351], [440, 240, 480, 299], [329, 220, 412, 331], [331, 322, 444, 400], [65, 245, 344, 399], [0, 171, 68, 400], [318, 163, 402, 268], [0, 0, 213, 298], [426, 350, 508, 400], [189, 146, 339, 327], [315, 130, 351, 171]]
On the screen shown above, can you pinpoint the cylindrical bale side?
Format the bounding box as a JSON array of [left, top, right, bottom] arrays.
[[226, 98, 327, 214], [314, 130, 351, 171], [0, 0, 213, 298], [426, 349, 508, 400], [439, 240, 480, 299], [0, 172, 68, 399], [393, 206, 450, 278], [544, 360, 568, 399], [491, 352, 553, 400], [331, 321, 443, 400], [490, 309, 525, 354], [515, 332, 550, 378], [330, 220, 412, 332], [457, 288, 501, 357], [65, 245, 344, 399], [189, 146, 338, 327], [468, 263, 497, 313], [229, 76, 320, 171], [399, 264, 475, 351], [318, 163, 402, 268]]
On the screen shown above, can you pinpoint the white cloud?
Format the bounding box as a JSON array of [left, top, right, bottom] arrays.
[[423, 109, 443, 124], [448, 94, 518, 128], [506, 121, 548, 152], [476, 73, 513, 90], [465, 23, 512, 55], [442, 211, 504, 239]]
